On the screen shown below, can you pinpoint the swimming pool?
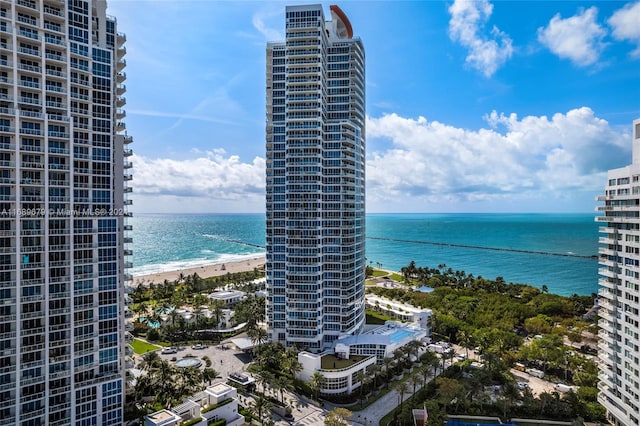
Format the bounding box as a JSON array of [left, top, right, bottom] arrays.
[[389, 329, 413, 343], [137, 316, 161, 329]]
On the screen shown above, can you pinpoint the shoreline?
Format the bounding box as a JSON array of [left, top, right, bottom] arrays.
[[132, 255, 266, 286]]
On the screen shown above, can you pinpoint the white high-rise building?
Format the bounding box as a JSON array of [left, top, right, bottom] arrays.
[[597, 118, 640, 426], [265, 4, 366, 351], [0, 1, 132, 424]]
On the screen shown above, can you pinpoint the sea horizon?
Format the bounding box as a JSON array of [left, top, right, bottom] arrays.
[[130, 212, 600, 297]]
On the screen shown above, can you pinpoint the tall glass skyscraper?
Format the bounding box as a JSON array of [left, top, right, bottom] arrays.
[[597, 118, 640, 426], [265, 4, 366, 352], [0, 1, 131, 424]]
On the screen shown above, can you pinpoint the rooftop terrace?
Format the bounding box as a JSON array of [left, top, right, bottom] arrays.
[[320, 354, 368, 370]]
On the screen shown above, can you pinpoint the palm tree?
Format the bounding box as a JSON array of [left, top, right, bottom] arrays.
[[369, 364, 382, 389], [255, 369, 275, 396], [273, 375, 292, 404], [430, 356, 440, 377], [395, 381, 409, 411], [283, 348, 303, 379], [140, 350, 161, 372], [248, 327, 268, 347], [419, 365, 431, 388], [249, 395, 272, 425], [179, 366, 203, 396], [457, 329, 473, 359], [202, 368, 220, 386], [310, 372, 326, 401], [406, 340, 424, 365], [382, 356, 395, 386], [409, 371, 422, 395], [353, 370, 366, 407]]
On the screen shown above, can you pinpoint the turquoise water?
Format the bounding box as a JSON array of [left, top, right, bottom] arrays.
[[137, 316, 160, 329], [129, 213, 599, 296], [390, 329, 413, 343]]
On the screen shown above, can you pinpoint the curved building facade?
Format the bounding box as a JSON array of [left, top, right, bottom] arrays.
[[266, 4, 366, 351], [597, 118, 640, 426]]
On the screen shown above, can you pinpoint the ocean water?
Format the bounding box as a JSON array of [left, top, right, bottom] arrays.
[[129, 213, 600, 296]]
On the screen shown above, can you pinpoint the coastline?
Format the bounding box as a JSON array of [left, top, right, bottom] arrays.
[[132, 255, 266, 286]]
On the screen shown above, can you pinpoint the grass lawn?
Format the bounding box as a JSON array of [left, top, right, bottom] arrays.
[[369, 270, 404, 283], [131, 338, 162, 355], [321, 354, 369, 370], [366, 309, 392, 325]]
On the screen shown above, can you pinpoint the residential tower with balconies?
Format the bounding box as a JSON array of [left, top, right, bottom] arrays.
[[0, 0, 132, 424], [265, 4, 366, 351], [597, 118, 640, 426]]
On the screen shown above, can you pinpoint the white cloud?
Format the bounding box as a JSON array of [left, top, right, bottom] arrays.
[[130, 109, 630, 213], [366, 107, 629, 208], [252, 7, 283, 41], [127, 109, 239, 126], [537, 7, 607, 66], [608, 1, 640, 58], [447, 0, 514, 77], [131, 150, 265, 210]]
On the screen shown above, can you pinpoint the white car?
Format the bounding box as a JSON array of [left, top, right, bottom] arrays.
[[518, 382, 528, 390], [161, 347, 177, 354]]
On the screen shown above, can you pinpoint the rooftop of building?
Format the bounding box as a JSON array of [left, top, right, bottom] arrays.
[[208, 290, 245, 299], [334, 321, 427, 348], [320, 353, 369, 370]]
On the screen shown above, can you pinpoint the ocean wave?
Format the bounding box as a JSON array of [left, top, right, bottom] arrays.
[[202, 234, 222, 240], [130, 251, 265, 277]]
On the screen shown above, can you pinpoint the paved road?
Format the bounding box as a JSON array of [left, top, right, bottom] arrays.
[[134, 343, 452, 426]]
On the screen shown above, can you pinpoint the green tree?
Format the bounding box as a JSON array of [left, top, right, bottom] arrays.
[[436, 377, 462, 411], [249, 395, 272, 426], [202, 368, 220, 385], [395, 381, 409, 411], [310, 372, 326, 401], [324, 408, 352, 426]]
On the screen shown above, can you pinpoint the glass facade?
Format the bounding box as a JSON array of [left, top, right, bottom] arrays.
[[597, 119, 640, 426], [0, 1, 131, 424], [266, 4, 366, 351]]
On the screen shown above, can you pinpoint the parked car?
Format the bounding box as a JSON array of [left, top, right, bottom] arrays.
[[517, 382, 528, 390], [192, 344, 207, 350], [161, 347, 177, 354]]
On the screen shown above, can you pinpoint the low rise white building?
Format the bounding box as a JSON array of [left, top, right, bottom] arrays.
[[298, 352, 376, 395], [365, 294, 432, 330], [144, 382, 244, 426], [334, 321, 428, 362], [298, 320, 430, 395], [208, 290, 245, 308]]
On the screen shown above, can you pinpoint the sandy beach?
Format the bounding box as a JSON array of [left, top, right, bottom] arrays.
[[132, 255, 266, 286]]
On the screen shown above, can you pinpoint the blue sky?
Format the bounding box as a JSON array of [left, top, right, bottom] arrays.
[[107, 0, 640, 213]]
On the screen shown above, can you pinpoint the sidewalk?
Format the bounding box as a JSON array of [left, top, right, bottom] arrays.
[[323, 361, 451, 426]]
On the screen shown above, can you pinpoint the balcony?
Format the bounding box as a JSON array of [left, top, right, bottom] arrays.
[[44, 23, 63, 34], [16, 0, 39, 11], [18, 46, 40, 57], [17, 29, 39, 41], [44, 6, 64, 18]]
